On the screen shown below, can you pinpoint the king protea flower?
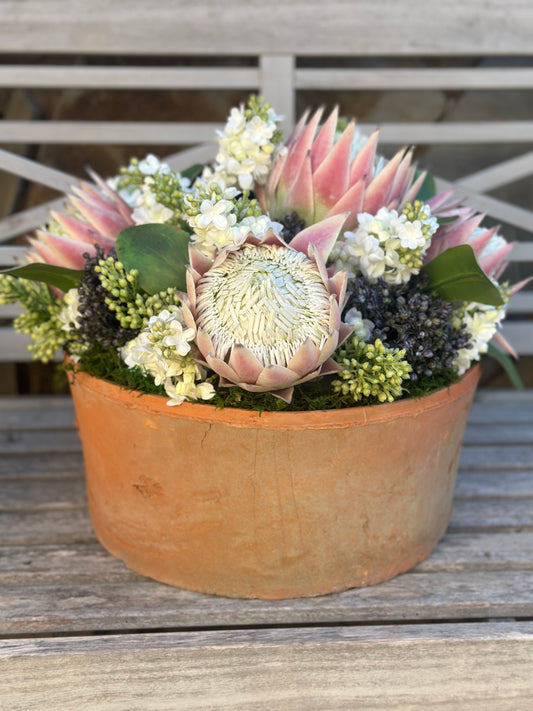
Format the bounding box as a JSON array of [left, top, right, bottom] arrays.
[[257, 106, 426, 232], [181, 214, 353, 402], [27, 172, 134, 269]]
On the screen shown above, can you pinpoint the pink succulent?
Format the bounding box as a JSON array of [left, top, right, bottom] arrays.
[[257, 106, 426, 232], [181, 214, 353, 403], [27, 171, 134, 269]]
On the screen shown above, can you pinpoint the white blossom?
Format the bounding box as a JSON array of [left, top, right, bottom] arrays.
[[454, 302, 507, 375], [132, 178, 174, 225]]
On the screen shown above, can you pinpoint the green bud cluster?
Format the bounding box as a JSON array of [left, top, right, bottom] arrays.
[[95, 256, 180, 330], [0, 275, 65, 362], [332, 337, 412, 404], [234, 190, 262, 220], [150, 172, 188, 226], [117, 157, 145, 189]]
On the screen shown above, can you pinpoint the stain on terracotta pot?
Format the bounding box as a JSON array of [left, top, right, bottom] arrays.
[[67, 364, 481, 599]]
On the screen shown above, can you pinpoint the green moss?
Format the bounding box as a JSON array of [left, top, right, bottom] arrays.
[[69, 344, 462, 411]]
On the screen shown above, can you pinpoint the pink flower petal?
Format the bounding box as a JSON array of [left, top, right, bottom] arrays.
[[312, 121, 354, 213], [479, 242, 514, 278], [287, 338, 320, 376], [30, 232, 92, 269], [283, 152, 315, 225], [256, 364, 297, 389], [69, 197, 131, 238], [326, 179, 365, 231], [278, 108, 324, 197], [228, 345, 264, 384], [363, 148, 406, 214], [309, 106, 339, 170], [289, 212, 349, 264], [349, 130, 379, 187], [50, 211, 115, 250]]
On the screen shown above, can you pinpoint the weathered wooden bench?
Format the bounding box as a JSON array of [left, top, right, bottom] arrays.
[[1, 1, 533, 707]]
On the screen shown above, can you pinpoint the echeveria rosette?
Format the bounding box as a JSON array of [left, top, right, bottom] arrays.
[[180, 214, 353, 403], [257, 106, 426, 233]]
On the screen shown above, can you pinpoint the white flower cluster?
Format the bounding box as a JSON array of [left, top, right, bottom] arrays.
[[132, 178, 175, 225], [120, 307, 215, 406], [184, 182, 279, 258], [212, 103, 281, 191], [333, 205, 438, 284], [454, 301, 506, 375]]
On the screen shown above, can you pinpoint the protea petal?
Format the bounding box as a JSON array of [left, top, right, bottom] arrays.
[[50, 211, 115, 250], [256, 364, 298, 388], [467, 226, 500, 258], [424, 214, 486, 262], [400, 169, 427, 206], [29, 233, 89, 270], [283, 152, 315, 225], [69, 197, 132, 239], [312, 121, 354, 214], [287, 338, 321, 376], [310, 106, 339, 169], [327, 179, 365, 231], [228, 345, 264, 384], [492, 332, 518, 359], [278, 107, 324, 195], [479, 242, 514, 278], [289, 212, 349, 264], [362, 148, 407, 214], [349, 130, 379, 187]]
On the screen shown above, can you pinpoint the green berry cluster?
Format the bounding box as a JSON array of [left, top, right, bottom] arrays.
[[0, 275, 65, 362], [95, 256, 181, 330], [332, 337, 412, 404]]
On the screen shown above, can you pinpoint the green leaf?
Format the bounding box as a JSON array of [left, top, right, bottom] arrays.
[[421, 245, 504, 306], [115, 224, 191, 295], [1, 263, 84, 292], [180, 163, 204, 183], [486, 343, 525, 390], [414, 171, 437, 203]]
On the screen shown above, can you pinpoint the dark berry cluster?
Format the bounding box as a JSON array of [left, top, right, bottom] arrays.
[[76, 246, 139, 348], [279, 212, 307, 241], [345, 273, 472, 380]]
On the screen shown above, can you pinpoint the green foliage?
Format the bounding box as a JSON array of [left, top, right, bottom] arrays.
[[115, 224, 191, 295], [422, 245, 504, 306], [0, 274, 65, 362], [487, 343, 525, 389], [0, 263, 83, 292]]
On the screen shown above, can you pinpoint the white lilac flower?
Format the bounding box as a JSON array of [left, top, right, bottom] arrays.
[[58, 288, 82, 332], [181, 216, 352, 403], [213, 98, 282, 191], [343, 307, 375, 342], [333, 202, 437, 285], [132, 178, 175, 225], [454, 301, 507, 375], [120, 306, 214, 405]]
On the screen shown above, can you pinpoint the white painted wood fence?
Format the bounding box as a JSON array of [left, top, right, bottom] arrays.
[[1, 0, 532, 362]]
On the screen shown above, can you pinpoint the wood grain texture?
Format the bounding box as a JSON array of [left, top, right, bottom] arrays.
[[1, 623, 533, 711], [0, 0, 532, 56]]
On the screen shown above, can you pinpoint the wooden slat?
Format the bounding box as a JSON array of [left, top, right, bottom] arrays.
[[259, 54, 295, 133], [2, 568, 533, 634], [0, 121, 221, 144], [0, 198, 65, 243], [1, 623, 533, 711], [0, 65, 259, 89], [0, 0, 532, 56], [0, 453, 84, 478], [457, 151, 533, 192], [296, 66, 533, 90], [4, 120, 533, 145], [0, 149, 78, 193]]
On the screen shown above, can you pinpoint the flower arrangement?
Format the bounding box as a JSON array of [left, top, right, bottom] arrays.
[[0, 96, 527, 410]]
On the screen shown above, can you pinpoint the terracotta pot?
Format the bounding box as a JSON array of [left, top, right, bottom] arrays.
[[67, 365, 480, 599]]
